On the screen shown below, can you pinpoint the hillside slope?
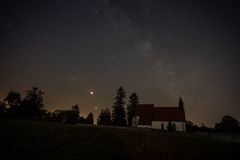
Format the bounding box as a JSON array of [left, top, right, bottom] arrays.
[[0, 119, 239, 160]]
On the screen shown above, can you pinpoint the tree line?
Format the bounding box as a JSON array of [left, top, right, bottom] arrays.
[[97, 86, 139, 127], [0, 87, 93, 125], [186, 115, 240, 134], [0, 87, 45, 119], [0, 86, 239, 133], [0, 86, 139, 126]]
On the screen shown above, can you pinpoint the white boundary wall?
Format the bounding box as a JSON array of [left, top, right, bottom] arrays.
[[137, 125, 152, 128]]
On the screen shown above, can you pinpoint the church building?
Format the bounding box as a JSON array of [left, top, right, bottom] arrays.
[[134, 98, 186, 131]]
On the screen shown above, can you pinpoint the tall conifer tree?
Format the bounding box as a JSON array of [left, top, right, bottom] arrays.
[[112, 87, 126, 126], [127, 92, 139, 127]]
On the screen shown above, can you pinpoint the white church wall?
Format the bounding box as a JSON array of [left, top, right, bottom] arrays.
[[152, 121, 185, 131]]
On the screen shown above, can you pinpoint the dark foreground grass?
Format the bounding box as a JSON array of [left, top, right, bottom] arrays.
[[0, 119, 239, 160]]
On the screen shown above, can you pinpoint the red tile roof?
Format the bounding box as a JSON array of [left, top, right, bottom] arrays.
[[136, 104, 186, 125], [153, 107, 186, 121], [137, 104, 154, 125]]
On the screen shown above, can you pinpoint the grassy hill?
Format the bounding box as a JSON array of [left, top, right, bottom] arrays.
[[0, 119, 239, 160]]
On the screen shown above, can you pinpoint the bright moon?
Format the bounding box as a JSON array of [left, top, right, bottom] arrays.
[[90, 91, 94, 95]]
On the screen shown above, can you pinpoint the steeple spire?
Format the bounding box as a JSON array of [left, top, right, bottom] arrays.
[[179, 97, 184, 110]]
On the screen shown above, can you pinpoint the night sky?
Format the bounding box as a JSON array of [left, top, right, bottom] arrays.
[[1, 0, 240, 126]]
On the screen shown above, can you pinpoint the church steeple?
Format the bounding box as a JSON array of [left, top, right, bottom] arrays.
[[179, 97, 184, 110]]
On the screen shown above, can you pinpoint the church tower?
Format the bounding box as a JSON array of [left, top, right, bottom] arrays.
[[179, 97, 184, 110]]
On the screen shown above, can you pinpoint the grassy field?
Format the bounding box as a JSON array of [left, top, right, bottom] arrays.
[[0, 119, 239, 160]]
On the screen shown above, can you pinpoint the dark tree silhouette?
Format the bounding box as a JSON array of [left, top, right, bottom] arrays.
[[0, 101, 7, 117], [199, 123, 212, 132], [4, 91, 21, 115], [112, 87, 127, 126], [97, 107, 112, 125], [72, 104, 80, 114], [79, 116, 86, 124], [85, 112, 94, 124], [167, 121, 173, 132], [172, 123, 176, 131], [72, 104, 80, 119], [127, 92, 139, 127], [97, 109, 105, 125], [19, 87, 45, 118], [186, 121, 196, 133], [215, 115, 239, 132]]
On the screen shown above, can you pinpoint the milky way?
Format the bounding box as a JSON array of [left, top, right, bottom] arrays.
[[1, 0, 240, 126]]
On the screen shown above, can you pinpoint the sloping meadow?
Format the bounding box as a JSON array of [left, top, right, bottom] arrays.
[[0, 119, 239, 160]]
